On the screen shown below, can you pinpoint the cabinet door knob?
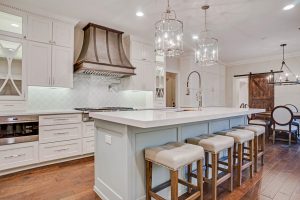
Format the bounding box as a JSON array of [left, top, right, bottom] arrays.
[[23, 35, 27, 39]]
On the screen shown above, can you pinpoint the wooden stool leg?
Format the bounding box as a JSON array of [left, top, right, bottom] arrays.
[[289, 132, 291, 146], [211, 153, 218, 200], [205, 152, 209, 178], [197, 160, 203, 200], [273, 130, 276, 144], [187, 164, 192, 193], [254, 136, 258, 172], [228, 147, 233, 192], [261, 133, 265, 165], [170, 170, 178, 200], [145, 160, 152, 200], [237, 143, 243, 186], [233, 143, 237, 165], [249, 140, 254, 178]]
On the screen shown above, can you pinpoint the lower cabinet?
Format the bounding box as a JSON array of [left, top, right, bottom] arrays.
[[39, 139, 82, 162], [82, 137, 95, 154], [0, 142, 39, 171]]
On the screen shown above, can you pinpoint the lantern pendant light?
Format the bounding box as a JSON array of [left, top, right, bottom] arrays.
[[195, 5, 218, 65], [155, 0, 184, 57]]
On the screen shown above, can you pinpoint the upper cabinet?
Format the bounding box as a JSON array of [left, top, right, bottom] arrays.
[[27, 15, 74, 48], [26, 15, 75, 88], [122, 36, 156, 91], [0, 8, 27, 39], [0, 35, 26, 100]]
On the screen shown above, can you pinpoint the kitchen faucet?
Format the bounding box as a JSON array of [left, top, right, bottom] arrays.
[[186, 71, 202, 110]]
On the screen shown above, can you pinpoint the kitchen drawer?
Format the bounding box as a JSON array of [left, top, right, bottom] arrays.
[[82, 122, 95, 138], [0, 101, 26, 111], [82, 137, 94, 154], [0, 142, 39, 171], [39, 124, 82, 144], [39, 139, 82, 162], [39, 114, 81, 126]]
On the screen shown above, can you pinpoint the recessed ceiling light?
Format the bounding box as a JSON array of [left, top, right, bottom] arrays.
[[136, 11, 144, 17], [192, 35, 199, 40], [11, 23, 19, 27], [283, 4, 295, 10]]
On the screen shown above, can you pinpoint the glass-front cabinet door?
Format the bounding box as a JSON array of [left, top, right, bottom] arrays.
[[0, 7, 26, 38], [0, 35, 25, 100]]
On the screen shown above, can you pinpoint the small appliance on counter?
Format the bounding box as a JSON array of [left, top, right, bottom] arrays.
[[0, 115, 39, 146], [74, 107, 136, 122]]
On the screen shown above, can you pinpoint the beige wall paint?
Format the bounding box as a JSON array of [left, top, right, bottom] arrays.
[[225, 55, 300, 108]]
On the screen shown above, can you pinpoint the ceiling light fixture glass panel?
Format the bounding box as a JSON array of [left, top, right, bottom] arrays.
[[155, 0, 183, 57]]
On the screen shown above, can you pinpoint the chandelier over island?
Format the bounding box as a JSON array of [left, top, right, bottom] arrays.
[[268, 44, 300, 86], [195, 5, 218, 65], [154, 0, 183, 57]]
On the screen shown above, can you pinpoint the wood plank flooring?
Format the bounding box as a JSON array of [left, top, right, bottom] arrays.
[[0, 142, 299, 200]]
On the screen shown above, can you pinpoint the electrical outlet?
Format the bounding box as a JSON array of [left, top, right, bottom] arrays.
[[105, 135, 112, 145]]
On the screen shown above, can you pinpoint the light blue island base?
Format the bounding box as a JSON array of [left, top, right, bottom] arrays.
[[93, 115, 247, 200]]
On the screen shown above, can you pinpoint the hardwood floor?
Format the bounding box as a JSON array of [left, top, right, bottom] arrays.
[[0, 142, 299, 200]]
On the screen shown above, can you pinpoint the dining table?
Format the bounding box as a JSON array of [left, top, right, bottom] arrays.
[[256, 111, 300, 119]]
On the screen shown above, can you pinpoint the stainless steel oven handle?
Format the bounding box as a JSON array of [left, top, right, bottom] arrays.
[[4, 153, 26, 159]]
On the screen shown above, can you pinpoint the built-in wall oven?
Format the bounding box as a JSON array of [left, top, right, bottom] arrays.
[[0, 115, 39, 146]]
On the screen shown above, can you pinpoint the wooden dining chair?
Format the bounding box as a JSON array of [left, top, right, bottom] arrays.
[[285, 104, 300, 136], [271, 106, 297, 146]]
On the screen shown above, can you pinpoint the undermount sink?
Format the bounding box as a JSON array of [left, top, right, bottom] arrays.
[[174, 108, 201, 112]]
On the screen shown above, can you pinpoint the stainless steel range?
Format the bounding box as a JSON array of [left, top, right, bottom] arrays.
[[74, 107, 135, 122]]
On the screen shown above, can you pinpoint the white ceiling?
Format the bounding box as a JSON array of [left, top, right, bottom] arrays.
[[3, 0, 300, 63]]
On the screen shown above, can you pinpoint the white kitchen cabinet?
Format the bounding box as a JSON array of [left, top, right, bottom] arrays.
[[0, 35, 26, 100], [27, 41, 51, 86], [51, 45, 73, 87], [82, 122, 95, 138], [52, 21, 74, 48], [39, 123, 82, 144], [27, 42, 73, 88], [130, 40, 155, 62], [82, 137, 95, 154], [123, 60, 155, 91], [0, 7, 27, 39], [27, 15, 52, 44], [39, 139, 82, 162], [39, 114, 81, 126], [0, 142, 39, 171], [28, 15, 74, 48]]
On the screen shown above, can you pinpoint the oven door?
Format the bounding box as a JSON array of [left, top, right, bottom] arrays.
[[0, 115, 39, 145]]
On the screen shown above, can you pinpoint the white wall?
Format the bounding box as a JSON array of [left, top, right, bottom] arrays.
[[225, 55, 300, 108], [167, 55, 226, 108]]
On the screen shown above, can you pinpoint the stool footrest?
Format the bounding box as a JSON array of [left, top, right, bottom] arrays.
[[152, 180, 170, 193]]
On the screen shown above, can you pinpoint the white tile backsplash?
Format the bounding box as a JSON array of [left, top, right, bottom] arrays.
[[27, 74, 153, 110]]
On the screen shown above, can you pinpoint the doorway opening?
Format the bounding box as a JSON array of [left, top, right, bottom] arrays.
[[233, 77, 249, 107], [166, 72, 178, 107]]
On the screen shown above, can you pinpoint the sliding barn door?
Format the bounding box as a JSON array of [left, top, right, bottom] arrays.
[[249, 74, 274, 111]]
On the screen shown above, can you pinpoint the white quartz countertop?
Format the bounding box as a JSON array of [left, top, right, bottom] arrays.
[[90, 107, 265, 128], [0, 109, 83, 116]]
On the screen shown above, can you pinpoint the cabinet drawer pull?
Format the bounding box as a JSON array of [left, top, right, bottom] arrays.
[[4, 153, 25, 159], [54, 132, 68, 135], [55, 148, 69, 152]]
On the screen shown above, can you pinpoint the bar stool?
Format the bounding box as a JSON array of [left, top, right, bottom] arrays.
[[215, 129, 254, 186], [187, 134, 234, 200], [233, 125, 265, 172], [145, 142, 204, 200]]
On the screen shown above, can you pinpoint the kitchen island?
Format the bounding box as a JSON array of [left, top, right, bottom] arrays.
[[90, 107, 264, 200]]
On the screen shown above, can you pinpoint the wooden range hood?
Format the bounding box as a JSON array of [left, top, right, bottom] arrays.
[[74, 23, 135, 78]]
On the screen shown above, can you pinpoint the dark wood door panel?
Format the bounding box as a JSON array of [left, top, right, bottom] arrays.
[[249, 74, 274, 111]]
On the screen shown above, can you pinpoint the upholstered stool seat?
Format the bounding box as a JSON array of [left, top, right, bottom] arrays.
[[145, 142, 204, 170], [145, 142, 204, 200], [234, 125, 264, 136], [215, 129, 255, 186], [233, 125, 266, 172], [249, 119, 268, 126], [187, 134, 234, 153], [187, 134, 234, 200], [216, 129, 254, 144]]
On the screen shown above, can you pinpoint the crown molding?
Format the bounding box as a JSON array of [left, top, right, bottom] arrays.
[[225, 51, 300, 67]]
